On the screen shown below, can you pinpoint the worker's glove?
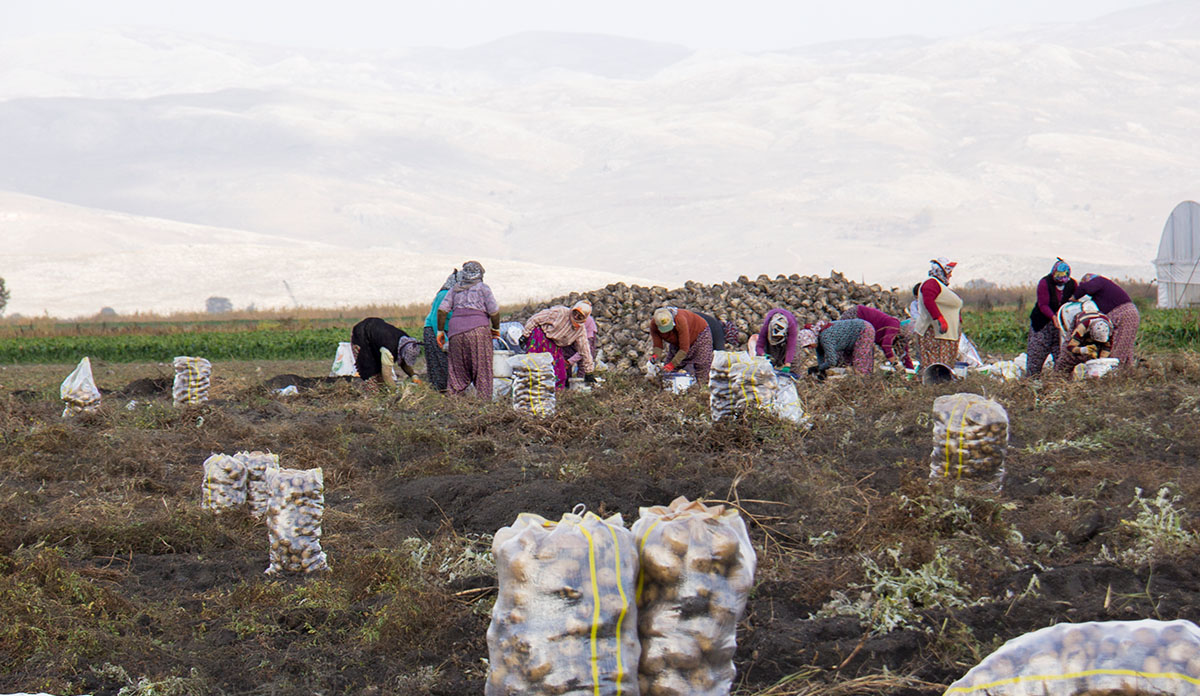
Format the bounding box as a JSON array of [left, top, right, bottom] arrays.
[[518, 335, 531, 352], [663, 362, 675, 372], [779, 366, 791, 373], [938, 317, 949, 334], [584, 373, 597, 384], [650, 353, 659, 363], [436, 331, 446, 349], [490, 328, 501, 339], [410, 375, 422, 385]]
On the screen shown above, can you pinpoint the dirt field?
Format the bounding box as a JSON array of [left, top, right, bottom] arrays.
[[3, 355, 1200, 695]]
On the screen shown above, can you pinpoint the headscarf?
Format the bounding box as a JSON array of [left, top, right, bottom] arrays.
[[653, 307, 676, 333], [570, 300, 592, 328], [797, 328, 817, 348], [440, 269, 460, 291], [929, 257, 957, 285], [1088, 317, 1111, 344], [1080, 272, 1098, 284], [458, 260, 484, 287], [1051, 258, 1070, 285], [396, 336, 421, 367], [768, 313, 790, 346]]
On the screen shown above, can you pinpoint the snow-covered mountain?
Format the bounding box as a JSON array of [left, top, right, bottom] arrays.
[[2, 3, 1196, 317]]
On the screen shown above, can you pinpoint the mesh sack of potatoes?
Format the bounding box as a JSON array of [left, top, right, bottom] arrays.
[[234, 450, 280, 519], [632, 496, 757, 696], [709, 351, 777, 422], [929, 393, 1009, 488], [172, 356, 212, 406], [201, 453, 247, 511], [60, 356, 102, 417], [509, 352, 557, 417], [264, 467, 329, 574], [944, 619, 1200, 696], [486, 508, 640, 696]]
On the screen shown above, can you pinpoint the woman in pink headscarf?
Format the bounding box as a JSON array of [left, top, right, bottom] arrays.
[[912, 257, 962, 370], [521, 300, 597, 389]]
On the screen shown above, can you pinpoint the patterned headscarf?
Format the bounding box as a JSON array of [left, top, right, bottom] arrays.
[[1051, 258, 1070, 284], [396, 336, 421, 367], [440, 269, 460, 291], [768, 313, 790, 345], [571, 300, 592, 327], [798, 322, 827, 348], [1080, 273, 1098, 284], [653, 307, 676, 333], [458, 261, 484, 287], [929, 257, 957, 285], [1089, 317, 1111, 344]]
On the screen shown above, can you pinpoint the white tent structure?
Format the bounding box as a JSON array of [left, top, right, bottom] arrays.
[[1154, 200, 1200, 308]]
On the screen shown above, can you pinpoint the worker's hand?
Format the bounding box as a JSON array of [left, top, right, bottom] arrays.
[[807, 365, 820, 376], [436, 331, 446, 349], [410, 375, 422, 385], [518, 335, 530, 352], [663, 362, 675, 372], [490, 328, 501, 339], [779, 366, 791, 373], [650, 353, 659, 363], [584, 373, 597, 384], [938, 317, 949, 334]]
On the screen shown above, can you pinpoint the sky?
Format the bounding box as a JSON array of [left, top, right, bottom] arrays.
[[0, 0, 1164, 51]]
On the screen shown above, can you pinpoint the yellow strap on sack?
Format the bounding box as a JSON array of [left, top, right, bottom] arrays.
[[956, 404, 970, 478], [944, 399, 971, 478], [634, 518, 663, 604], [606, 523, 629, 696], [575, 521, 603, 696], [945, 668, 1200, 695]]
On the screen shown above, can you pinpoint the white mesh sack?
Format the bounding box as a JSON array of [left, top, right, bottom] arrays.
[[709, 351, 778, 422], [201, 453, 247, 511], [929, 393, 1009, 489], [486, 508, 640, 696], [945, 619, 1200, 696], [264, 467, 329, 574], [234, 450, 280, 519], [509, 352, 557, 416], [633, 497, 756, 696], [172, 356, 212, 406]]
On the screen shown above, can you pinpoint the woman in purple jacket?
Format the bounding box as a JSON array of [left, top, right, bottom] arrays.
[[1073, 274, 1139, 363], [754, 308, 799, 371], [1026, 258, 1076, 377]]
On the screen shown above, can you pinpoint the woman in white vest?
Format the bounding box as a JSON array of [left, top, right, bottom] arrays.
[[912, 257, 963, 370]]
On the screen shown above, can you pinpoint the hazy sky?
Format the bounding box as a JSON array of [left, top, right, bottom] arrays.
[[1, 0, 1164, 51]]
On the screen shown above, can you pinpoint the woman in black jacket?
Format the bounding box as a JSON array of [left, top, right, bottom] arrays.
[[1026, 258, 1076, 377]]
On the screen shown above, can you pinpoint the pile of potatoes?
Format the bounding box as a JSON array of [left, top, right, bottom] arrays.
[[235, 450, 280, 519], [945, 619, 1200, 696], [201, 454, 247, 511], [929, 393, 1009, 488], [264, 467, 329, 574], [487, 510, 640, 696], [172, 356, 212, 406], [509, 353, 557, 417], [633, 497, 756, 696], [709, 352, 778, 422]]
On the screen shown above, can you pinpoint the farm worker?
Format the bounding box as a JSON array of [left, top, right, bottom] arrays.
[[565, 314, 599, 377], [754, 308, 799, 371], [839, 305, 914, 370], [798, 318, 876, 378], [1025, 258, 1076, 377], [650, 307, 716, 384], [1055, 309, 1113, 374], [520, 300, 597, 389], [912, 257, 963, 371], [350, 318, 421, 387], [437, 260, 501, 398], [422, 269, 458, 392], [1073, 273, 1139, 363]]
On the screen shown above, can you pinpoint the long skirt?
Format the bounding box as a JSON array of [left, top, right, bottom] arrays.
[[423, 326, 450, 392], [675, 326, 715, 385], [1108, 302, 1140, 363], [849, 324, 876, 374], [1025, 324, 1059, 377], [918, 328, 958, 368], [447, 325, 493, 398], [528, 327, 570, 390]]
